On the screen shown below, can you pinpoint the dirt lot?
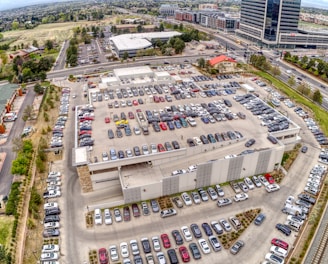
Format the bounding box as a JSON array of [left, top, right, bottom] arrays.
[[2, 17, 117, 47]]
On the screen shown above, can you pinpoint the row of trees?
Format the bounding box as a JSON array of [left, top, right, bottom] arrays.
[[250, 54, 322, 104], [284, 52, 328, 80], [66, 38, 78, 67]]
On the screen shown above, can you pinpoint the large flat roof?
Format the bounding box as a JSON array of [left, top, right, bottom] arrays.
[[114, 66, 153, 78], [110, 31, 182, 51]]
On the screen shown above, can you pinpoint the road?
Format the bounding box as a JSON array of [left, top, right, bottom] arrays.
[[0, 86, 36, 196], [53, 40, 69, 71]]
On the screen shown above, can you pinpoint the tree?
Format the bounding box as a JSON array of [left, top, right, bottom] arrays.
[[32, 39, 39, 48], [297, 83, 310, 96], [12, 137, 23, 153], [313, 89, 322, 104], [34, 83, 44, 94], [288, 76, 296, 87], [12, 20, 19, 30], [179, 23, 183, 31], [173, 38, 185, 54], [284, 51, 291, 60], [22, 105, 33, 121], [159, 23, 164, 32], [317, 61, 325, 75], [271, 66, 281, 76], [45, 40, 54, 50], [198, 58, 206, 68], [300, 55, 308, 66], [123, 52, 129, 60], [306, 59, 315, 70], [22, 67, 33, 81]]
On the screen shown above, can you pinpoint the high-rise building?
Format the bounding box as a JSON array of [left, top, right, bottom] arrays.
[[237, 0, 301, 46]]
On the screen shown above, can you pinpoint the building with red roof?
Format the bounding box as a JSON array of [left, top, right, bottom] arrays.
[[208, 55, 237, 73]]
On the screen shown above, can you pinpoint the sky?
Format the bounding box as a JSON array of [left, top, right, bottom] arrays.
[[1, 0, 328, 12]]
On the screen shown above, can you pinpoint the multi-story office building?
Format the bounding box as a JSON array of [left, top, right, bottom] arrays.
[[236, 0, 328, 48]]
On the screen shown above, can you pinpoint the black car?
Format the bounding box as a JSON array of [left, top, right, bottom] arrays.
[[118, 150, 125, 159], [44, 215, 60, 223], [200, 135, 209, 144], [167, 249, 179, 264], [245, 138, 256, 147], [267, 135, 278, 144], [141, 238, 151, 253], [201, 223, 213, 236], [164, 142, 173, 151], [152, 122, 161, 132], [107, 129, 114, 139], [276, 223, 291, 236], [301, 146, 308, 153], [207, 134, 216, 143], [187, 138, 196, 147], [190, 223, 202, 238], [171, 230, 183, 245], [45, 208, 61, 216], [116, 129, 123, 138], [171, 141, 180, 149], [189, 243, 201, 260]]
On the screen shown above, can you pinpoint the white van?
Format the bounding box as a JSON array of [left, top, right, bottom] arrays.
[[94, 208, 102, 225]]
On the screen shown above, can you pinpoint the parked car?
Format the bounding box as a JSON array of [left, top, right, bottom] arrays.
[[123, 206, 131, 221], [201, 223, 213, 236], [181, 192, 192, 206], [271, 238, 289, 250], [160, 208, 177, 218], [230, 240, 244, 255], [254, 213, 266, 226], [209, 235, 221, 252], [181, 226, 193, 242], [219, 219, 232, 232], [172, 230, 184, 245], [276, 223, 291, 236], [141, 238, 152, 254], [113, 208, 122, 222], [234, 192, 249, 202], [189, 242, 201, 260], [172, 197, 184, 208], [132, 203, 141, 217], [265, 253, 285, 264], [198, 239, 211, 254], [160, 233, 171, 248], [178, 246, 190, 262]]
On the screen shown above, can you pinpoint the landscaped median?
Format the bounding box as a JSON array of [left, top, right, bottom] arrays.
[[254, 71, 328, 134]]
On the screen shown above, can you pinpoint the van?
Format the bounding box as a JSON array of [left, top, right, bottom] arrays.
[[94, 209, 102, 225]]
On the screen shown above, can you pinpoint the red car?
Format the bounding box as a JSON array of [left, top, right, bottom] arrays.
[[105, 117, 110, 123], [132, 203, 140, 217], [154, 96, 160, 103], [265, 173, 275, 184], [128, 111, 134, 119], [271, 238, 289, 250], [123, 206, 131, 221], [157, 144, 166, 152], [98, 248, 109, 264], [79, 130, 92, 135], [136, 108, 142, 112], [161, 234, 171, 248], [159, 122, 167, 131], [132, 100, 138, 106], [179, 246, 190, 262]]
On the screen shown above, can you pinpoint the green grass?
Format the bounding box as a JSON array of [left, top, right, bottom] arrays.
[[255, 71, 328, 134], [0, 215, 15, 247]]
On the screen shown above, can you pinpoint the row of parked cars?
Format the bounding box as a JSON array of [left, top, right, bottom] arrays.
[[301, 114, 328, 146], [187, 130, 244, 147], [50, 88, 71, 148], [42, 201, 61, 263], [98, 216, 248, 264], [318, 148, 328, 164], [77, 105, 95, 147], [94, 200, 160, 225], [234, 93, 290, 132]]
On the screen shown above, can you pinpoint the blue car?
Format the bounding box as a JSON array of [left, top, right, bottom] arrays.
[[167, 121, 175, 130], [174, 120, 182, 129], [201, 117, 209, 124]]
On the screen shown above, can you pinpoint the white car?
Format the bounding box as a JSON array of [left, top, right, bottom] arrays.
[[252, 176, 262, 187], [207, 187, 218, 200], [104, 209, 112, 225], [48, 171, 61, 177], [181, 226, 193, 242], [47, 181, 62, 187], [40, 252, 59, 261], [285, 196, 295, 205], [43, 190, 61, 198], [215, 185, 225, 197], [113, 208, 122, 222], [150, 144, 158, 154], [171, 169, 187, 176], [102, 152, 109, 161], [270, 246, 288, 258], [44, 202, 58, 210], [94, 209, 102, 225], [130, 240, 140, 256], [259, 175, 270, 187], [191, 192, 201, 204], [266, 184, 280, 193], [265, 253, 285, 264], [188, 165, 197, 172], [181, 192, 192, 206], [198, 239, 211, 254], [120, 242, 129, 258], [109, 245, 119, 261], [234, 192, 249, 202], [44, 222, 60, 229], [306, 181, 320, 189], [304, 186, 318, 195], [244, 177, 255, 189], [151, 236, 161, 252], [219, 218, 232, 232], [287, 215, 304, 225], [46, 177, 61, 183], [156, 252, 166, 264], [307, 178, 321, 185], [47, 186, 61, 192], [41, 244, 60, 253], [193, 137, 202, 145]]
